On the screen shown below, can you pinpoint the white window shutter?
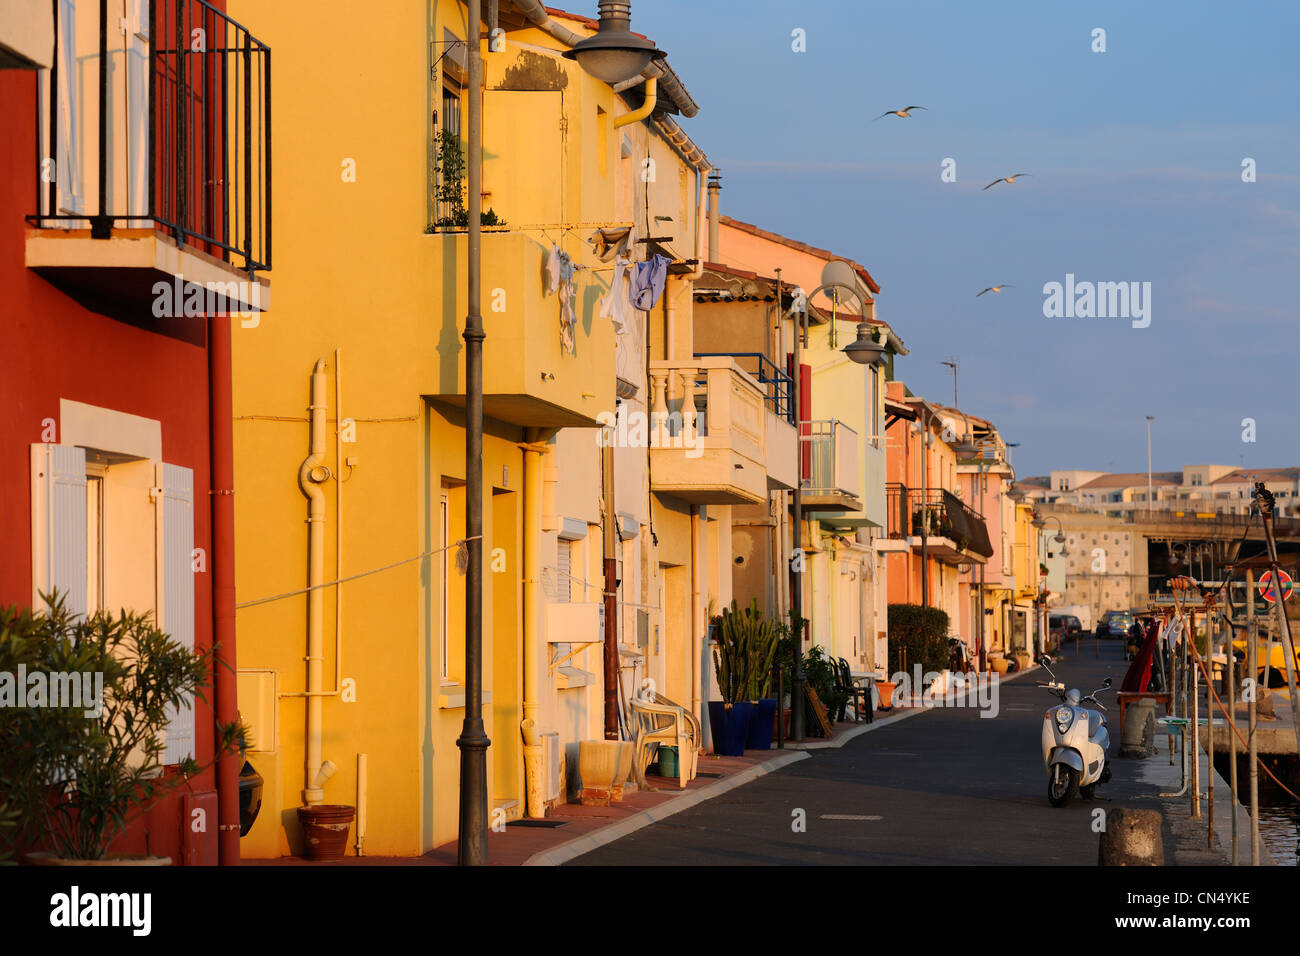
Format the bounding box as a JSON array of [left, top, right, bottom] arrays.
[[556, 539, 571, 603], [156, 463, 196, 765], [31, 444, 88, 617]]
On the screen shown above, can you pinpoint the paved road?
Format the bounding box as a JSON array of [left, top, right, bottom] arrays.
[[573, 640, 1150, 865]]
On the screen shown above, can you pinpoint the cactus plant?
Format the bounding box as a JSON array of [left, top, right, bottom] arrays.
[[711, 599, 780, 704]]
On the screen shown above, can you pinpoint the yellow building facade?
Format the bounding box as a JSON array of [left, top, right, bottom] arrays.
[[227, 0, 712, 857]]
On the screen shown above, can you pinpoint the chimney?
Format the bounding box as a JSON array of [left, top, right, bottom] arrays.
[[706, 169, 721, 262]]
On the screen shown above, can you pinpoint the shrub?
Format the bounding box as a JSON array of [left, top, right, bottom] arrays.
[[887, 603, 951, 677], [0, 593, 244, 861]]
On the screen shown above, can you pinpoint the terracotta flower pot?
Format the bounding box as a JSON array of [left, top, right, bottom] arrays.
[[297, 804, 355, 862]]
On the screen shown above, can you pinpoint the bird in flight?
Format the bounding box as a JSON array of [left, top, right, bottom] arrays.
[[976, 284, 1013, 297], [874, 106, 927, 120], [983, 173, 1031, 190]]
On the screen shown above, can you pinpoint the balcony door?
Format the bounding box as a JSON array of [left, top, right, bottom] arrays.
[[44, 0, 151, 223]]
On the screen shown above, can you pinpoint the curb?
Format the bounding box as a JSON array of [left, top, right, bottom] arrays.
[[522, 750, 810, 866]]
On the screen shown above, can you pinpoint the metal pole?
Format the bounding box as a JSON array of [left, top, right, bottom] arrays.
[[1206, 610, 1214, 845], [1191, 610, 1200, 819], [602, 437, 619, 738], [1247, 569, 1259, 865], [457, 0, 489, 866], [977, 461, 986, 671], [1226, 611, 1238, 864], [1258, 484, 1300, 758], [1145, 415, 1153, 518], [790, 301, 805, 742]]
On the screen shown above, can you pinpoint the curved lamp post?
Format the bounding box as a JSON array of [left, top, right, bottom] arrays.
[[786, 279, 884, 741], [458, 0, 661, 867]]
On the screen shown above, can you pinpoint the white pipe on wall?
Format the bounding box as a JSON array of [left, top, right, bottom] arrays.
[[299, 359, 330, 805], [355, 752, 368, 856]]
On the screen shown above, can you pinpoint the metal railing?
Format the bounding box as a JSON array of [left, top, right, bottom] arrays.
[[802, 419, 859, 498], [885, 483, 994, 557], [693, 352, 794, 424], [28, 0, 271, 276]]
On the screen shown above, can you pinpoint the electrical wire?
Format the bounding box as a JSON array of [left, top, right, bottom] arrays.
[[235, 535, 482, 609]]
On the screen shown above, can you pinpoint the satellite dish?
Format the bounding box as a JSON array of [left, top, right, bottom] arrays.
[[819, 259, 862, 309]]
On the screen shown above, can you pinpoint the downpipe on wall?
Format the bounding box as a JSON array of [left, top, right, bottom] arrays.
[[299, 359, 333, 805]]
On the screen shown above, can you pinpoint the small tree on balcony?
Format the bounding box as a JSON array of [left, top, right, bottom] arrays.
[[430, 130, 505, 230]]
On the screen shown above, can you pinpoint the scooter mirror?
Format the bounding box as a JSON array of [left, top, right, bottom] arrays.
[[1038, 655, 1052, 666], [1103, 677, 1112, 688]]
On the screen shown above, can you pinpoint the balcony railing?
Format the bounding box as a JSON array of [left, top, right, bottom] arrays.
[[802, 419, 859, 499], [693, 353, 794, 425], [28, 0, 270, 276], [886, 483, 994, 557]]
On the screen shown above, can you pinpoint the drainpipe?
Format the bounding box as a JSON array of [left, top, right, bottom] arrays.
[[602, 436, 619, 738], [208, 314, 239, 864], [706, 170, 720, 262], [691, 504, 703, 732], [299, 359, 332, 804], [520, 438, 547, 816], [613, 76, 656, 129]]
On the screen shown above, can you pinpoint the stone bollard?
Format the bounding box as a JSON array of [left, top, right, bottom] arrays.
[[1257, 686, 1275, 719], [1120, 699, 1156, 758], [1099, 808, 1164, 865]]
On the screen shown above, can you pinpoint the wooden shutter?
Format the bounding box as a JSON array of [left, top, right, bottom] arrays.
[[31, 444, 88, 616], [156, 463, 195, 764]]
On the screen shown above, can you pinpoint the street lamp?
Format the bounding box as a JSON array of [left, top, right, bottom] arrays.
[[563, 1, 665, 84]]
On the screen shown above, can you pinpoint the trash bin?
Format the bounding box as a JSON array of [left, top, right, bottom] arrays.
[[656, 745, 679, 778]]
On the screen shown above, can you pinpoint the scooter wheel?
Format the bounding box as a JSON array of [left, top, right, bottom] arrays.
[[1048, 765, 1079, 807]]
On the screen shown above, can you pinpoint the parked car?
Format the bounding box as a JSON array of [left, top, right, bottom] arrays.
[[1095, 610, 1133, 639], [1049, 614, 1083, 644]]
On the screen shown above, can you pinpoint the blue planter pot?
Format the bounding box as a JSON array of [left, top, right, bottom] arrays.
[[708, 701, 754, 756], [745, 698, 778, 750]]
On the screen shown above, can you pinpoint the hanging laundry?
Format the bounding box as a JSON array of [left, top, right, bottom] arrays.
[[544, 244, 578, 354], [599, 258, 633, 336], [630, 254, 669, 311], [588, 226, 633, 263]]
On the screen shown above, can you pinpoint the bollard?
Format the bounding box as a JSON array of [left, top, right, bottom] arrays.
[[1099, 808, 1165, 866], [1120, 698, 1156, 758]]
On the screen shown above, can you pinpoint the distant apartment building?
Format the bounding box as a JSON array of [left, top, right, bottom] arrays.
[[1019, 466, 1300, 518]]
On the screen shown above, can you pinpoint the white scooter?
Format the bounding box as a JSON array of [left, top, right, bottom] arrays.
[[1036, 655, 1112, 807]]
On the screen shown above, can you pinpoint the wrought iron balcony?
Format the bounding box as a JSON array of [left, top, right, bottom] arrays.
[[886, 483, 994, 562], [26, 0, 270, 307]]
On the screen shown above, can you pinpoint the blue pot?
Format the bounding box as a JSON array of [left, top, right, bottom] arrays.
[[745, 698, 778, 750], [708, 701, 754, 756]]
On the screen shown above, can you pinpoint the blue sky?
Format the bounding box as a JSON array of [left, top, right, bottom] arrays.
[[630, 0, 1300, 477]]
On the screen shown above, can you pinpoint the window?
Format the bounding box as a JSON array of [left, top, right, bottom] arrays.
[[29, 441, 195, 763]]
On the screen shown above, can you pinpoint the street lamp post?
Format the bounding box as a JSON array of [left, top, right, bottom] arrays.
[[456, 0, 663, 866], [457, 0, 490, 867], [787, 280, 885, 741], [1146, 414, 1154, 517]]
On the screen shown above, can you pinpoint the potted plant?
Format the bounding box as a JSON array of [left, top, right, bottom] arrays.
[[0, 594, 244, 865], [709, 599, 779, 754]]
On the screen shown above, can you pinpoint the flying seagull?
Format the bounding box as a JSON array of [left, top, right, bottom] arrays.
[[874, 106, 927, 120], [983, 173, 1031, 190], [976, 284, 1013, 297]]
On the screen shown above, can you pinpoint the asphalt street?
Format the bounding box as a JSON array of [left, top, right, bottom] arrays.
[[573, 639, 1155, 865]]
